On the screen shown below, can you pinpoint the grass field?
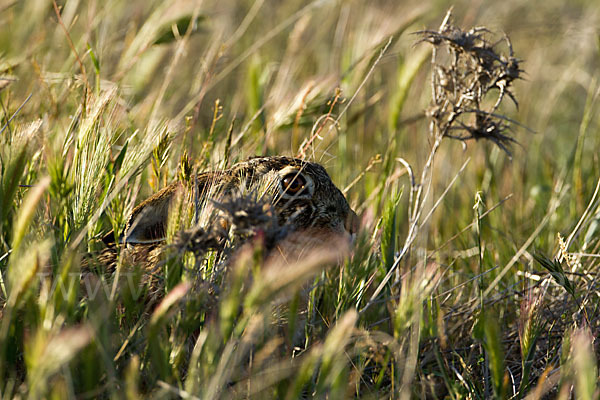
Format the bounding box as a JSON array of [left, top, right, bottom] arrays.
[[1, 0, 600, 398]]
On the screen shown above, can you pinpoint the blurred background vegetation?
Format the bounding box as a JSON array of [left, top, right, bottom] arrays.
[[1, 0, 600, 398]]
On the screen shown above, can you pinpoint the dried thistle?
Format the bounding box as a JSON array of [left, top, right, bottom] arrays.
[[171, 225, 223, 259], [212, 192, 290, 251], [169, 190, 290, 263], [417, 10, 525, 156], [365, 12, 526, 308]]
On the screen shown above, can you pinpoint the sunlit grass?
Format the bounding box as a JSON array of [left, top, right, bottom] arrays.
[[1, 0, 600, 398]]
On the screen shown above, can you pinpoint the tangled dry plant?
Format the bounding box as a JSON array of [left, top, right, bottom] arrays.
[[419, 9, 524, 156], [363, 10, 526, 314]]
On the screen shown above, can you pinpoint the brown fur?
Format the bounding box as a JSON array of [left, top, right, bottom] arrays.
[[88, 156, 359, 298], [115, 156, 358, 245]]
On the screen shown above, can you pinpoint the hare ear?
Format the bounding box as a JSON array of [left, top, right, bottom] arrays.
[[122, 183, 183, 244]]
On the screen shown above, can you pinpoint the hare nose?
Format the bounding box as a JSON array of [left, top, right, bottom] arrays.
[[344, 209, 360, 235]]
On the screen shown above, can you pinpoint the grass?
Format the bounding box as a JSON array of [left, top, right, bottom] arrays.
[[1, 0, 600, 398]]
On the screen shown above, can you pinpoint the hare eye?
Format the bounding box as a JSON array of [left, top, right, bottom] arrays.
[[281, 173, 307, 195]]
